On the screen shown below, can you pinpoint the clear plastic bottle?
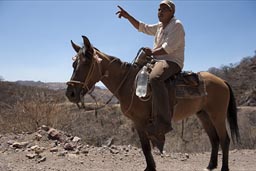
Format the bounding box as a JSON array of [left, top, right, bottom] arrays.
[[136, 66, 149, 98]]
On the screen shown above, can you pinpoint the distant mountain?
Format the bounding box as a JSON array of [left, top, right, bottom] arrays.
[[15, 81, 67, 90], [1, 52, 255, 106]]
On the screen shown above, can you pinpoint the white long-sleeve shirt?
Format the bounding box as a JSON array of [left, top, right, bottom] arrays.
[[138, 17, 185, 69]]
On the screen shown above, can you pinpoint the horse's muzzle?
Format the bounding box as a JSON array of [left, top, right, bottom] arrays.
[[65, 85, 83, 103]]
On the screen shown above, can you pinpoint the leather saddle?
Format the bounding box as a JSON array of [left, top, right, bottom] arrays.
[[170, 71, 200, 86], [168, 71, 207, 99]]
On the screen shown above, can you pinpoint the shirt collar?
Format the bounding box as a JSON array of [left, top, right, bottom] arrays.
[[159, 16, 176, 26]]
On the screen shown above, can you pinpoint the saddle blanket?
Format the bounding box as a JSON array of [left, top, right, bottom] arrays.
[[170, 71, 207, 99]]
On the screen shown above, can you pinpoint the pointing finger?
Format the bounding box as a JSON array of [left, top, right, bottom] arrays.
[[117, 5, 123, 11]]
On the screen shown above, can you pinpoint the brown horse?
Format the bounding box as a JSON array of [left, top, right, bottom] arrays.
[[66, 36, 240, 171]]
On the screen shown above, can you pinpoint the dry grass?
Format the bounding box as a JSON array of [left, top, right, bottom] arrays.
[[0, 97, 61, 133]]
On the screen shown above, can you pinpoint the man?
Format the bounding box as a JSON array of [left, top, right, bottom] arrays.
[[116, 0, 185, 137]]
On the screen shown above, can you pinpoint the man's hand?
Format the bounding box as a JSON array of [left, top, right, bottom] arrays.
[[143, 47, 153, 56], [116, 5, 130, 19], [144, 47, 168, 57]]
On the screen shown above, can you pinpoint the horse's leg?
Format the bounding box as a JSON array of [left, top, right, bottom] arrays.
[[212, 119, 230, 171], [137, 129, 156, 171], [197, 111, 219, 170]]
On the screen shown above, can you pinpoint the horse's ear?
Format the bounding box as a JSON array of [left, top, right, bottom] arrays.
[[82, 35, 91, 49], [71, 40, 81, 53]]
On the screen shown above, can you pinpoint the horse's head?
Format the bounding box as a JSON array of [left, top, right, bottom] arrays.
[[66, 36, 102, 106]]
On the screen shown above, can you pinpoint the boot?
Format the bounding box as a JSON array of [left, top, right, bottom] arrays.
[[147, 118, 173, 136]]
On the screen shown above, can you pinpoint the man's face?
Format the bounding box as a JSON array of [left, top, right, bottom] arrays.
[[158, 4, 173, 23]]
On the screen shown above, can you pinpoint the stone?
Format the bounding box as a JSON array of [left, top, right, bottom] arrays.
[[72, 136, 81, 143], [35, 133, 42, 141], [26, 153, 37, 159], [12, 141, 29, 149], [50, 147, 58, 152], [41, 125, 50, 132], [37, 156, 46, 163], [48, 128, 61, 141], [64, 143, 75, 151]]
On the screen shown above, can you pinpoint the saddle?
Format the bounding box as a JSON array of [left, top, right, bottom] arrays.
[[168, 71, 207, 99]]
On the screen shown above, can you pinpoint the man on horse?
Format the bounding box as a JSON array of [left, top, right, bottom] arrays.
[[116, 0, 185, 137]]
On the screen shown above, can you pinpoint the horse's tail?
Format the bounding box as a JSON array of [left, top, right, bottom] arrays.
[[225, 82, 240, 144]]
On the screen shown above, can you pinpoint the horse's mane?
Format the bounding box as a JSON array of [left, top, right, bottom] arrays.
[[93, 47, 134, 69], [93, 47, 111, 61]]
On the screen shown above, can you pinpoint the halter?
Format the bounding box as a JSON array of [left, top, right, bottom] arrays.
[[66, 48, 101, 92]]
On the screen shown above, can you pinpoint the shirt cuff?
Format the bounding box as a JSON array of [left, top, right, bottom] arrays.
[[138, 21, 144, 32], [162, 42, 171, 54]]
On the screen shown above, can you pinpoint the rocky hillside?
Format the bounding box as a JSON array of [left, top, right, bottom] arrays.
[[208, 55, 256, 106]]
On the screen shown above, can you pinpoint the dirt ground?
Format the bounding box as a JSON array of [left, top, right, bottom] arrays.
[[0, 130, 255, 171]]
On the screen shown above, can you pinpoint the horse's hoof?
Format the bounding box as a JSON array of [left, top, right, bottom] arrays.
[[144, 167, 156, 171], [204, 168, 215, 171]]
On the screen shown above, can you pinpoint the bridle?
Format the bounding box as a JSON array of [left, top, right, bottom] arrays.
[[66, 48, 100, 93], [66, 47, 132, 109]]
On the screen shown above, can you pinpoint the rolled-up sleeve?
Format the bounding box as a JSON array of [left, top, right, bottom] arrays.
[[162, 23, 185, 54], [138, 21, 158, 36]]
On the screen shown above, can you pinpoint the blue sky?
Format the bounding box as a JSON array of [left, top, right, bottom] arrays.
[[0, 0, 255, 83]]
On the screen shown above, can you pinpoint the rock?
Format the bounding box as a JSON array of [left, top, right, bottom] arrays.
[[50, 147, 58, 152], [64, 143, 75, 151], [41, 125, 50, 132], [37, 156, 46, 163], [48, 128, 61, 141], [72, 136, 81, 143], [109, 148, 119, 154], [34, 133, 42, 141], [30, 145, 40, 150], [30, 145, 45, 154], [12, 141, 29, 149], [26, 153, 37, 159]]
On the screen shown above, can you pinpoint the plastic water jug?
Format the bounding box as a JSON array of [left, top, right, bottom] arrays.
[[136, 66, 149, 98]]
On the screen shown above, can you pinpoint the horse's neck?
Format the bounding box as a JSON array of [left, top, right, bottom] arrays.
[[100, 56, 137, 100]]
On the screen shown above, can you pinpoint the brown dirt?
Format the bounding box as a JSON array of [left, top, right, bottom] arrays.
[[0, 127, 255, 171]]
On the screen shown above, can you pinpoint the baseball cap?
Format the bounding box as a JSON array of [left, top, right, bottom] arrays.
[[160, 0, 175, 12]]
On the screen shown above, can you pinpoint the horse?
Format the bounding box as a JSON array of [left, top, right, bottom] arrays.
[[66, 36, 240, 171]]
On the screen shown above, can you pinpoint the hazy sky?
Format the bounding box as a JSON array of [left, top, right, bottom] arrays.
[[0, 0, 255, 83]]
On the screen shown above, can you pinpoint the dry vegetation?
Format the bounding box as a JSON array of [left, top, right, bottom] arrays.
[[0, 54, 255, 152], [208, 55, 256, 106]]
